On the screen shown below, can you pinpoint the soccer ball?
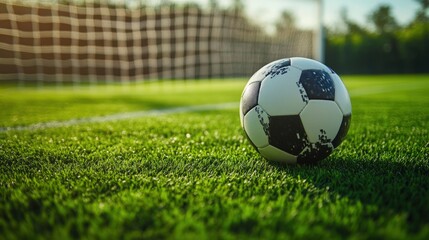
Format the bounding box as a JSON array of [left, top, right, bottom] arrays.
[[240, 57, 351, 164]]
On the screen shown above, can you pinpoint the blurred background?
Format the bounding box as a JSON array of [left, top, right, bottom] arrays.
[[0, 0, 428, 85]]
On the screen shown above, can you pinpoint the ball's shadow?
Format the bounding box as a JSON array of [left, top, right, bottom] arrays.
[[269, 157, 429, 231]]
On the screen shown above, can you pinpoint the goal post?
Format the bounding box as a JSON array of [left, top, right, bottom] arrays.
[[0, 0, 324, 84], [314, 0, 325, 63]]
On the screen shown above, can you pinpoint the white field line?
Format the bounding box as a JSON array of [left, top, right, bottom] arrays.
[[0, 102, 238, 132], [0, 82, 426, 133]]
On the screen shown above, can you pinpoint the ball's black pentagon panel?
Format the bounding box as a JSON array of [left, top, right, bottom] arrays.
[[241, 81, 261, 116], [264, 59, 291, 78], [332, 114, 352, 147], [297, 141, 333, 164], [268, 115, 307, 155], [298, 69, 335, 100]]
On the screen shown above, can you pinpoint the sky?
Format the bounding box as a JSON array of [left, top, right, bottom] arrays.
[[323, 0, 419, 27], [166, 0, 421, 31]]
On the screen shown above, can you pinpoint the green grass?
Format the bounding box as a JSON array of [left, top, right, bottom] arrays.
[[0, 75, 428, 239]]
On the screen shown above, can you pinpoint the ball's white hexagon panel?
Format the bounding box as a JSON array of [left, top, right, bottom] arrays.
[[258, 66, 306, 116], [331, 73, 352, 115], [290, 57, 332, 73], [243, 105, 270, 148], [258, 145, 297, 164], [247, 59, 286, 84], [299, 100, 343, 143]]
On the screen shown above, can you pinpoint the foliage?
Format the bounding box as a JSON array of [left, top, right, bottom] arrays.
[[367, 5, 398, 34], [326, 3, 429, 74]]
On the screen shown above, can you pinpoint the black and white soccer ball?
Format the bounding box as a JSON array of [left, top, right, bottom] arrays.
[[240, 57, 352, 164]]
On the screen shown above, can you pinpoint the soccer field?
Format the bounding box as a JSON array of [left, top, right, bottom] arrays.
[[1, 75, 428, 239]]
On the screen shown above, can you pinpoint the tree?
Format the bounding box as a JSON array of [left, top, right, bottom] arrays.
[[368, 5, 398, 34], [326, 2, 429, 74], [415, 0, 429, 9], [414, 0, 429, 23], [340, 7, 367, 35]]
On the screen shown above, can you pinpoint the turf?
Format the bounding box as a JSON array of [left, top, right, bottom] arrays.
[[0, 75, 428, 239]]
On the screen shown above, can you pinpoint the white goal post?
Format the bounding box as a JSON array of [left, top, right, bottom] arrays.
[[0, 0, 323, 84], [314, 0, 324, 63]]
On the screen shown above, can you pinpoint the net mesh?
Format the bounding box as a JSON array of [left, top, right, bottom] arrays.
[[0, 0, 316, 84]]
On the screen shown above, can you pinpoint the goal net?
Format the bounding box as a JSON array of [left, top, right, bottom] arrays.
[[0, 0, 322, 84]]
